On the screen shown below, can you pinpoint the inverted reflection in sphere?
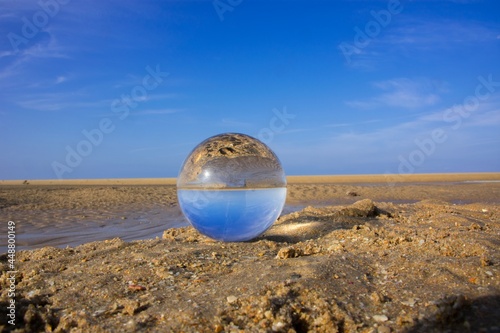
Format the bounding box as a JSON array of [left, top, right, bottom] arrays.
[[177, 133, 286, 242]]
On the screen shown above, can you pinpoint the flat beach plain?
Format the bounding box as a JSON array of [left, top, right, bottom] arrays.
[[0, 173, 499, 332]]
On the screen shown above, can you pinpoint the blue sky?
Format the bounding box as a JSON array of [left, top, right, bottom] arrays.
[[0, 0, 499, 180]]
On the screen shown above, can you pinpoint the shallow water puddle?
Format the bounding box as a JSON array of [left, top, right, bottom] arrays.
[[1, 206, 188, 252]]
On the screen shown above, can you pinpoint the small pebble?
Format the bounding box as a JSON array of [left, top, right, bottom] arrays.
[[373, 314, 389, 322], [401, 298, 416, 307], [124, 319, 137, 331], [276, 246, 301, 259], [370, 292, 386, 304], [272, 321, 286, 331], [128, 284, 146, 291], [226, 295, 238, 304], [480, 256, 492, 267]]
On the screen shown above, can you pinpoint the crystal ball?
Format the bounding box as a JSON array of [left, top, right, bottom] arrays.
[[177, 133, 287, 242]]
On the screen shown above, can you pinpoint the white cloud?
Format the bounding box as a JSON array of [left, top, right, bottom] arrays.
[[132, 109, 183, 116], [18, 98, 64, 112], [467, 109, 500, 127], [386, 19, 500, 47], [0, 34, 67, 81], [129, 146, 167, 153], [55, 76, 67, 84], [17, 92, 111, 112], [377, 92, 440, 109], [346, 77, 444, 109], [145, 93, 180, 101], [0, 50, 14, 58], [280, 95, 500, 174], [220, 118, 253, 127], [345, 17, 500, 69], [325, 118, 382, 128]]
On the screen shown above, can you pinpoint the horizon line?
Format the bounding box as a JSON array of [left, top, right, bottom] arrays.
[[1, 172, 500, 186]]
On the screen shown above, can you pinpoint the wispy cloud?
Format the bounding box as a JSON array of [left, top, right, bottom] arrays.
[[21, 35, 67, 58], [282, 94, 500, 172], [129, 146, 167, 153], [346, 77, 445, 109], [346, 17, 500, 69], [145, 93, 180, 101], [17, 92, 111, 112], [467, 109, 500, 127], [220, 118, 253, 127], [0, 50, 14, 58], [0, 13, 19, 20], [132, 108, 183, 116], [325, 118, 382, 128], [373, 81, 441, 109], [0, 34, 67, 81], [386, 19, 499, 47], [17, 97, 66, 112], [55, 76, 68, 84]]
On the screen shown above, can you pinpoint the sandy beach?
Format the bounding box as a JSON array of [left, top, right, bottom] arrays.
[[1, 173, 499, 332]]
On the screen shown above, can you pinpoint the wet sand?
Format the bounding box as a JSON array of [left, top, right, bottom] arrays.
[[0, 173, 499, 332]]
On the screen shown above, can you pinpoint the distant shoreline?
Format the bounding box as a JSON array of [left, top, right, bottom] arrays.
[[1, 172, 499, 186]]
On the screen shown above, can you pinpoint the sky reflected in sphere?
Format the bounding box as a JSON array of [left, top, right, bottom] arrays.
[[178, 188, 286, 241]]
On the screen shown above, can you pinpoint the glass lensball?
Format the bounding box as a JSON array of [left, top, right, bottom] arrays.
[[177, 133, 287, 242]]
